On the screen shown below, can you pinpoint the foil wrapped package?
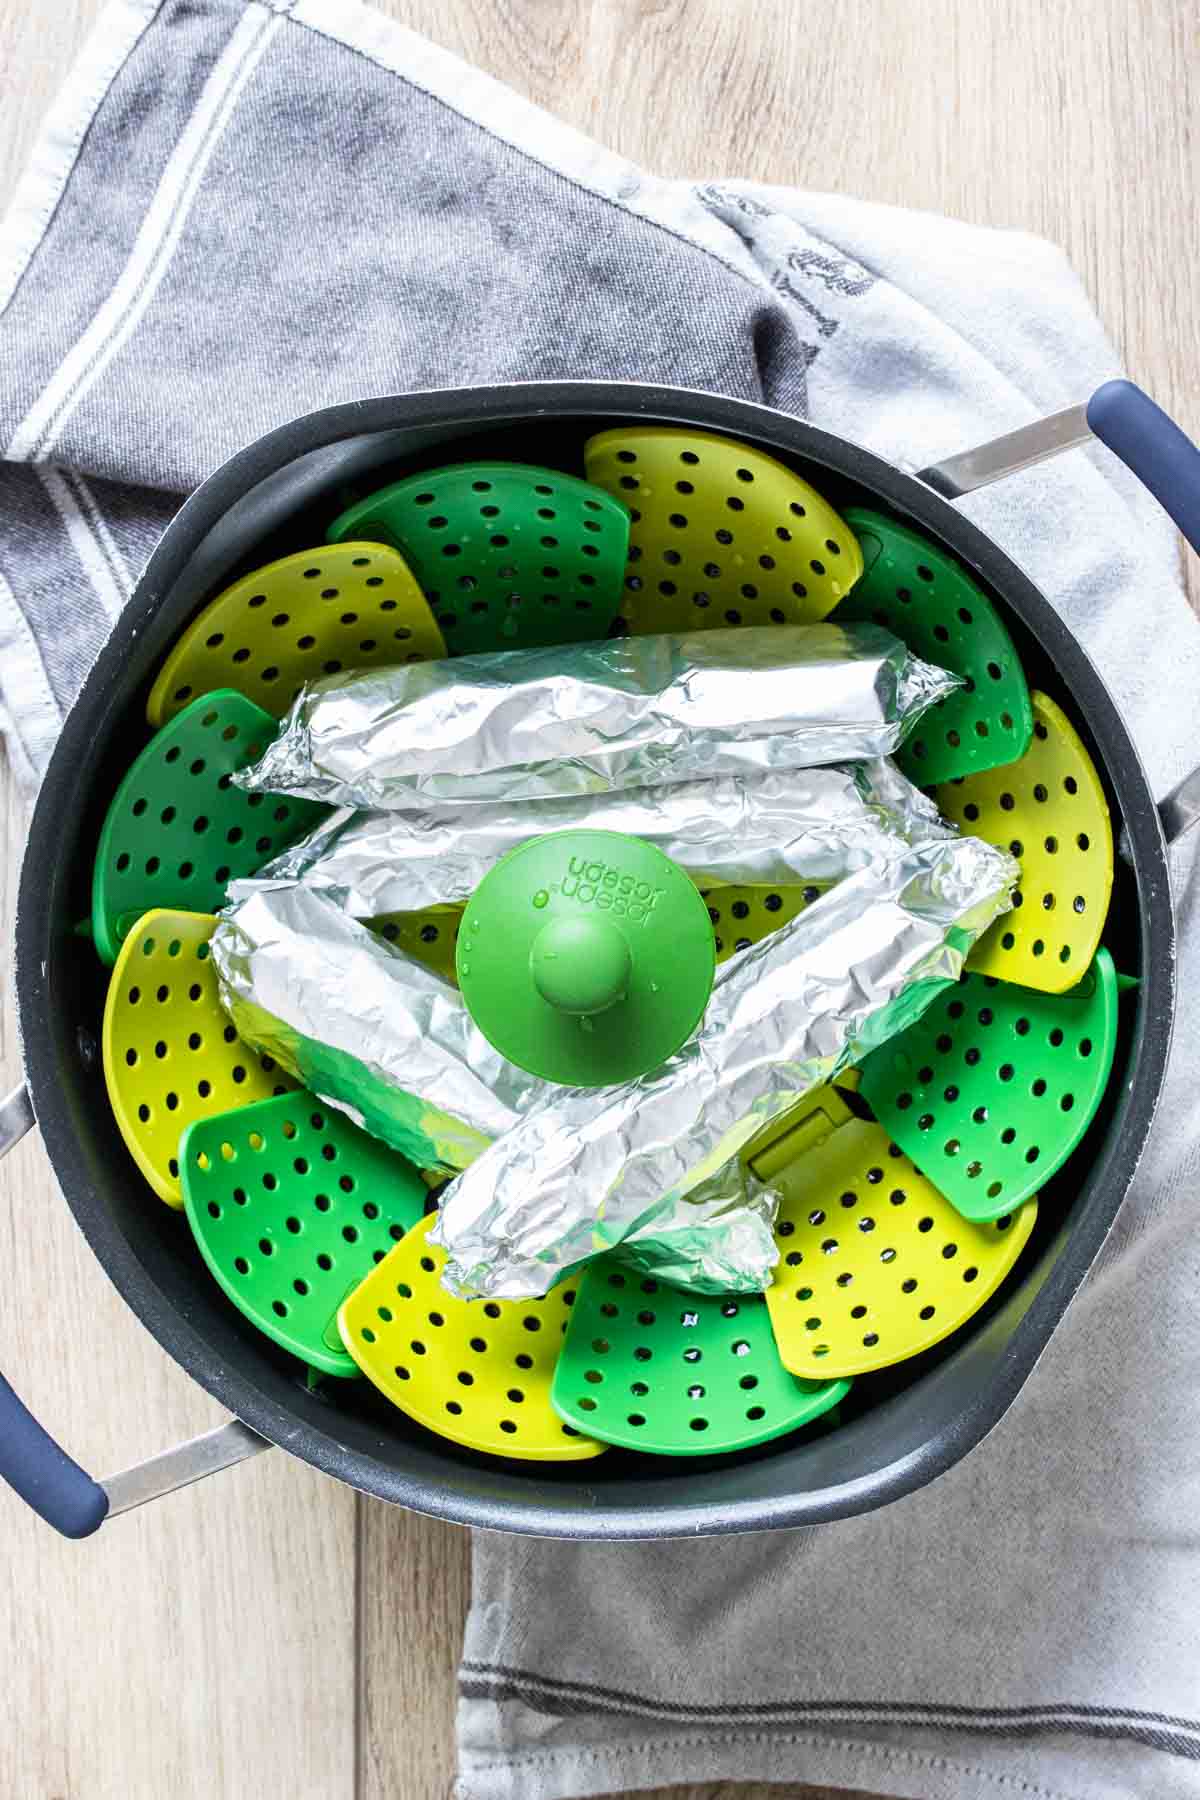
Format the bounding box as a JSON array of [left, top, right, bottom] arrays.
[[430, 830, 1018, 1300], [236, 623, 959, 809], [210, 886, 786, 1292], [210, 885, 558, 1174], [613, 1159, 782, 1293], [231, 760, 949, 918]]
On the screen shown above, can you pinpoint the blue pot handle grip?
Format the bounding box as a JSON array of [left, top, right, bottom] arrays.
[[1088, 381, 1200, 847], [0, 1086, 268, 1537], [1087, 380, 1200, 558], [0, 1086, 109, 1536], [0, 1370, 109, 1538]]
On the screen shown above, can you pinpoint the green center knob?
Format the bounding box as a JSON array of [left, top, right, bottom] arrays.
[[530, 915, 633, 1017], [456, 828, 717, 1087]]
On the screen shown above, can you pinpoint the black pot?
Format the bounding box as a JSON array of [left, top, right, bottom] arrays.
[[4, 379, 1199, 1540]]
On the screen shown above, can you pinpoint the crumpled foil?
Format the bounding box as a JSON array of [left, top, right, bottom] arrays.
[[210, 885, 786, 1292], [430, 830, 1018, 1299], [210, 885, 558, 1174], [235, 623, 959, 809], [230, 759, 949, 918], [612, 1158, 782, 1292]]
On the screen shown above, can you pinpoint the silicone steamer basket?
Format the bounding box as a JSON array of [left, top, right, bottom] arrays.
[[147, 543, 445, 726], [833, 508, 1033, 784], [91, 690, 326, 966], [456, 829, 716, 1086], [180, 1095, 427, 1378], [101, 910, 295, 1207], [551, 1259, 848, 1456], [858, 951, 1123, 1222], [327, 464, 629, 654], [753, 1087, 1038, 1379], [583, 425, 863, 631], [936, 690, 1114, 992], [338, 1214, 605, 1462]]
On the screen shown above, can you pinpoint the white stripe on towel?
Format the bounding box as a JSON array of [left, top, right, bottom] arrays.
[[36, 466, 129, 621], [0, 0, 162, 320], [0, 567, 62, 786], [7, 3, 283, 464]]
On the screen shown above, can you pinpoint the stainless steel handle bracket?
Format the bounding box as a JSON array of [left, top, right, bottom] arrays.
[[0, 1082, 35, 1155], [103, 1419, 269, 1516], [917, 403, 1092, 499], [919, 409, 1200, 852], [1159, 766, 1200, 847]]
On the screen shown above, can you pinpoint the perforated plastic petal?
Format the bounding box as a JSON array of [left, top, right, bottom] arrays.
[[834, 508, 1033, 783], [583, 426, 862, 633], [146, 544, 446, 726], [92, 691, 326, 965], [369, 907, 463, 983], [327, 464, 629, 655], [859, 953, 1120, 1221], [551, 1260, 849, 1455], [936, 691, 1113, 992], [337, 1214, 605, 1461], [762, 1100, 1037, 1378], [101, 910, 296, 1207], [702, 882, 825, 963], [181, 1094, 428, 1376]]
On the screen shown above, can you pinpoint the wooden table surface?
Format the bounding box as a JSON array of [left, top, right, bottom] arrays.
[[1, 2, 1196, 1796]]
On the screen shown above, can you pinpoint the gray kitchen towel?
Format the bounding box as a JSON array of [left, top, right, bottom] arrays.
[[2, 5, 1200, 1799]]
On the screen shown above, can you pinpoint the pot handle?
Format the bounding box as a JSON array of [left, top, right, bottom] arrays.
[[918, 377, 1200, 553], [0, 1366, 109, 1538], [0, 1085, 268, 1537], [1093, 381, 1200, 842], [919, 379, 1200, 844], [1086, 381, 1200, 557], [1090, 383, 1200, 846]]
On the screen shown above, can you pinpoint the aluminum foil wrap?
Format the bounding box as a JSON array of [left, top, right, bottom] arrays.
[[612, 1159, 781, 1293], [210, 885, 786, 1292], [430, 831, 1018, 1299], [236, 623, 959, 808], [210, 885, 558, 1174], [230, 760, 949, 918]]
